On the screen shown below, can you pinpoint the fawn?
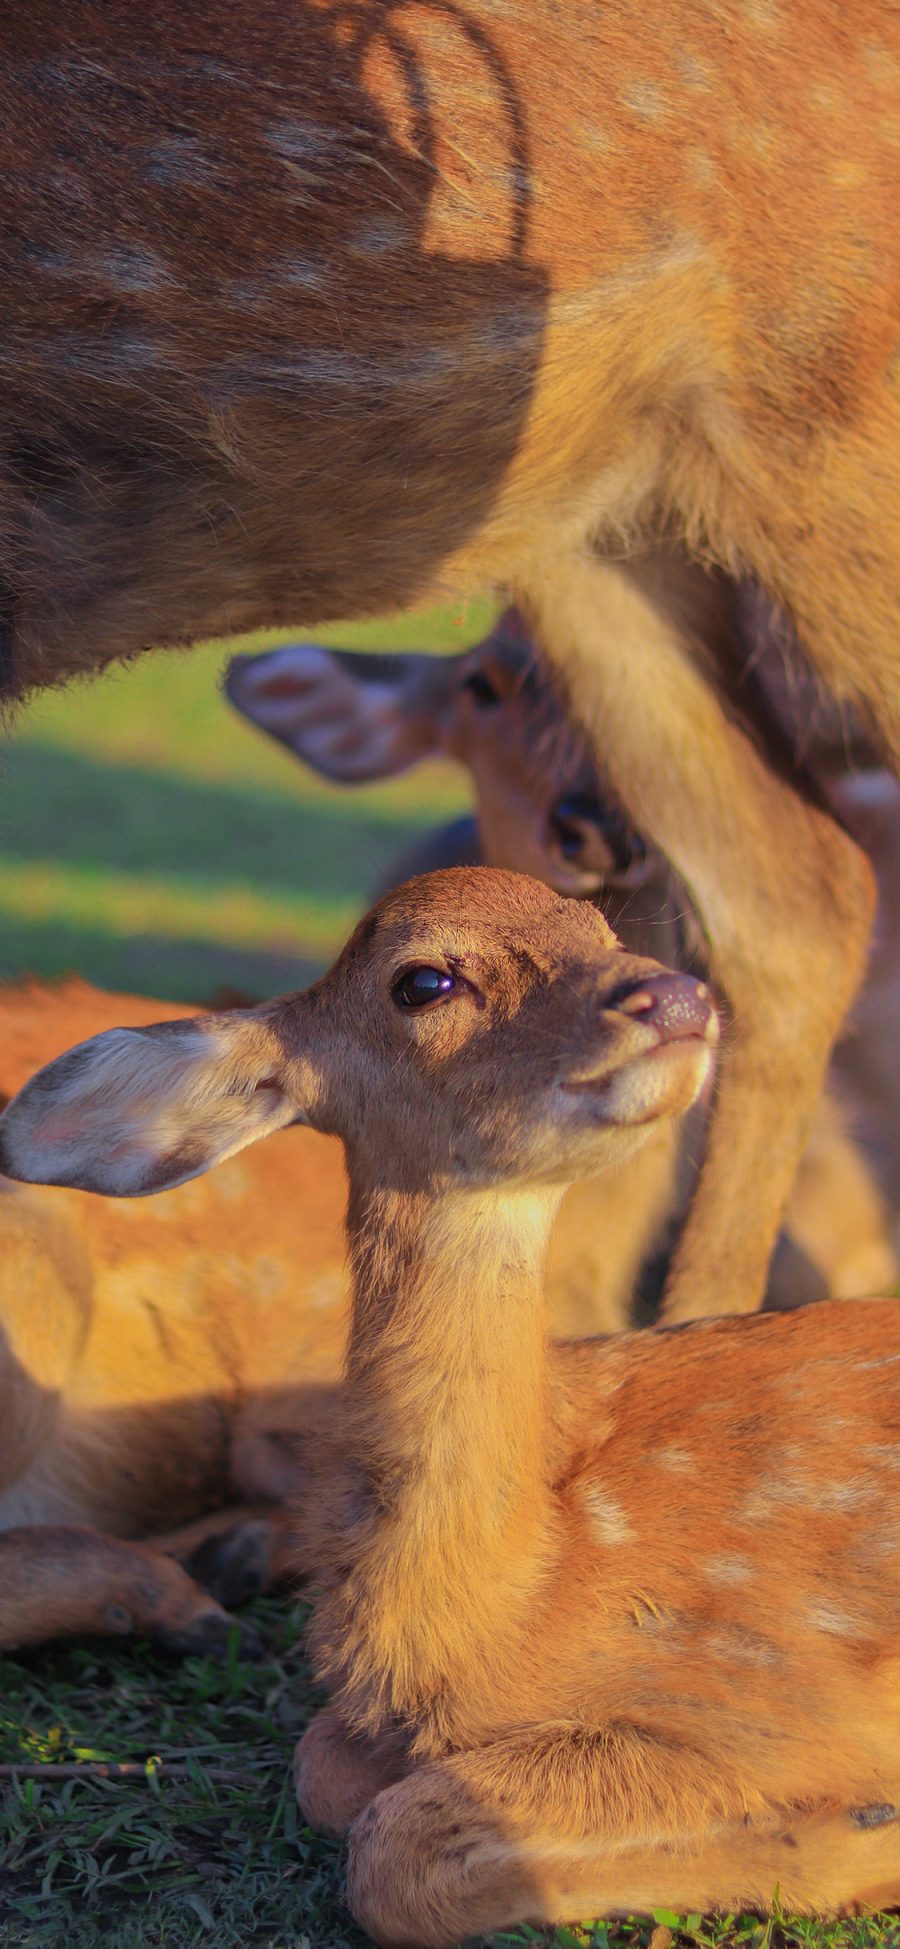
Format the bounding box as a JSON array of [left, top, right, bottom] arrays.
[[227, 610, 900, 1314], [4, 867, 900, 1939], [0, 970, 668, 1650], [0, 2, 896, 1324]]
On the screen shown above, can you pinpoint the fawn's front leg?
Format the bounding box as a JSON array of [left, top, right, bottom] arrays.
[[343, 1731, 900, 1946], [520, 550, 875, 1321], [294, 1707, 409, 1835]]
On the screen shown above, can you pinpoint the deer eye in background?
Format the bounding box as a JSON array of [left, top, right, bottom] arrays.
[[393, 968, 458, 1010], [462, 670, 500, 708]]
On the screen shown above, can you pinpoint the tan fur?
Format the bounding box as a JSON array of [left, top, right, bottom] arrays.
[[1, 2, 897, 1314], [0, 972, 659, 1644], [228, 611, 900, 1317], [0, 977, 346, 1648], [5, 870, 900, 1935]]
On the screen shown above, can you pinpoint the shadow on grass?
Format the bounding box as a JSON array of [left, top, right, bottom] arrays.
[[0, 918, 323, 1006], [0, 743, 423, 902]]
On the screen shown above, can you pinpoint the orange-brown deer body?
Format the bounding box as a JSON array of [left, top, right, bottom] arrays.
[[0, 0, 896, 1312], [5, 869, 900, 1939], [0, 977, 349, 1651]]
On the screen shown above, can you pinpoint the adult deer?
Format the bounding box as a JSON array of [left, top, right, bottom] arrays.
[[5, 868, 900, 1938], [226, 612, 900, 1311], [1, 1, 897, 1317]]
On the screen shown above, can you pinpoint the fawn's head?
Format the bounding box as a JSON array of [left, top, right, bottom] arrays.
[[225, 610, 653, 899], [0, 869, 716, 1197]]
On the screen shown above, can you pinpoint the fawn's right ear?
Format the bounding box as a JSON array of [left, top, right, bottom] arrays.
[[0, 1012, 304, 1197], [225, 643, 464, 782]]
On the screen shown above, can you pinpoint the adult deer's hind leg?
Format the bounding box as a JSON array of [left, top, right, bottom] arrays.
[[520, 549, 875, 1322], [0, 1525, 262, 1656], [344, 1731, 900, 1947]]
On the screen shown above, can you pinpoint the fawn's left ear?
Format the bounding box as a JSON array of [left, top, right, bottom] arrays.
[[0, 1012, 301, 1196]]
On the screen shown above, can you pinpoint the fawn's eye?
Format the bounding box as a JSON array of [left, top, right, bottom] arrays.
[[462, 670, 500, 708], [392, 967, 458, 1010]]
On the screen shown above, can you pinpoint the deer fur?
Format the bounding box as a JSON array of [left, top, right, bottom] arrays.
[[0, 1, 895, 1316], [5, 868, 900, 1940], [0, 976, 345, 1651], [227, 609, 900, 1314], [0, 971, 673, 1649]]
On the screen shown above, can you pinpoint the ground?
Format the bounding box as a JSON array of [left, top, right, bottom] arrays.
[[0, 612, 898, 1947]]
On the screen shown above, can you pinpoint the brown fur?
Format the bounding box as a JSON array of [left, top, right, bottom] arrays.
[[227, 611, 900, 1315], [0, 972, 666, 1646], [0, 977, 345, 1649], [0, 1, 896, 1314], [5, 870, 900, 1934]]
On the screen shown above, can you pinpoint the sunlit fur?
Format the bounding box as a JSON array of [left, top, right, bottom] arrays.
[[0, 3, 896, 1324], [0, 934, 686, 1649], [5, 872, 900, 1934], [227, 606, 900, 1317]]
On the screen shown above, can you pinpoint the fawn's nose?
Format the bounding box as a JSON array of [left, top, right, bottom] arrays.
[[608, 973, 718, 1045]]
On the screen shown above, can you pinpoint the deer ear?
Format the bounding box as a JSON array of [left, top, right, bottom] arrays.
[[224, 643, 458, 782], [0, 1014, 300, 1197]]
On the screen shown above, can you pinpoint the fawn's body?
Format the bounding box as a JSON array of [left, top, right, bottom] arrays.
[[5, 868, 900, 1937], [0, 1, 895, 1317]]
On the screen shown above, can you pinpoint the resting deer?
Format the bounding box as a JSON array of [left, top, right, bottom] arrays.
[[0, 975, 351, 1653], [0, 2, 897, 1325], [4, 868, 900, 1941], [0, 969, 676, 1651], [227, 613, 900, 1312]]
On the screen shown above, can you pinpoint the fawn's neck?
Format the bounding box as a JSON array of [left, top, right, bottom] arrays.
[[315, 1174, 562, 1743]]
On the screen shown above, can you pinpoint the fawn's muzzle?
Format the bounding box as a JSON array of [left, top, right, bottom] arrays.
[[609, 973, 717, 1045]]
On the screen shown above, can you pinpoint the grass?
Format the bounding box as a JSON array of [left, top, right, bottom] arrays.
[[3, 1613, 896, 1949], [1, 606, 899, 1945], [0, 599, 485, 1002], [3, 1607, 898, 1949]]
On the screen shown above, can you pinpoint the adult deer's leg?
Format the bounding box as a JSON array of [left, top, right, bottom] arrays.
[[776, 1088, 898, 1303], [344, 1731, 900, 1946], [0, 1526, 261, 1655], [547, 1125, 678, 1336], [519, 549, 875, 1321]]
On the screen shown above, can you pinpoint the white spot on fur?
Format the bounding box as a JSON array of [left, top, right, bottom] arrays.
[[267, 121, 336, 163], [102, 247, 172, 294], [674, 50, 712, 91], [743, 1473, 873, 1519], [706, 1628, 781, 1668], [862, 1444, 900, 1470], [621, 80, 668, 123], [805, 1598, 865, 1638], [348, 216, 411, 257], [687, 150, 717, 188], [144, 136, 211, 185], [742, 0, 781, 27], [583, 1485, 633, 1545], [654, 1445, 694, 1473], [703, 1552, 755, 1587]]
